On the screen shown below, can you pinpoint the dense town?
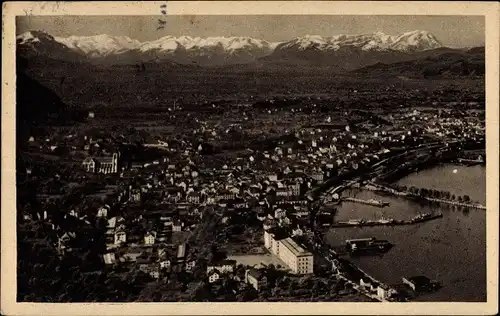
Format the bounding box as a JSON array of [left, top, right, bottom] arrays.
[[17, 85, 485, 302]]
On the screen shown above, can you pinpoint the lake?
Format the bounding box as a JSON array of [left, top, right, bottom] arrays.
[[326, 164, 486, 301]]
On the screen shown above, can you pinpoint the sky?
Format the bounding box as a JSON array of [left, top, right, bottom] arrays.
[[16, 15, 485, 48]]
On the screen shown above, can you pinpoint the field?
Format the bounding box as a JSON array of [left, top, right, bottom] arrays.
[[22, 56, 484, 112]]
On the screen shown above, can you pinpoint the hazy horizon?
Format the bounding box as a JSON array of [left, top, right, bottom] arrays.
[[16, 15, 485, 48]]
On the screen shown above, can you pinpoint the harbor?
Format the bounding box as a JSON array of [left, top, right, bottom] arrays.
[[326, 164, 486, 301]]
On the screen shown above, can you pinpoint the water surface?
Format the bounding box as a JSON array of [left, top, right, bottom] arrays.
[[326, 165, 486, 301]]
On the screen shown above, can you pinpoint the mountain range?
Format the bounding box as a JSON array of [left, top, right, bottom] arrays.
[[17, 29, 474, 70]]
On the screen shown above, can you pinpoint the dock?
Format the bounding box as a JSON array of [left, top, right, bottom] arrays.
[[332, 213, 443, 228], [342, 197, 390, 207]]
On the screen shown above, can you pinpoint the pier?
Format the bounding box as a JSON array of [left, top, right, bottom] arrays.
[[364, 182, 486, 210], [342, 197, 390, 207], [332, 213, 443, 228], [457, 158, 485, 166], [424, 197, 486, 209]]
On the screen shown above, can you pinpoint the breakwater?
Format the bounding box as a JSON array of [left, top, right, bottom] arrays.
[[342, 197, 390, 207], [332, 213, 443, 228]]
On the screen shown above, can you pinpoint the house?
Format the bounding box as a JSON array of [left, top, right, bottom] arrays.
[[138, 260, 160, 279], [57, 232, 76, 254], [103, 252, 116, 265], [360, 278, 376, 291], [159, 259, 171, 269], [114, 230, 127, 245], [172, 219, 184, 232], [208, 270, 221, 283], [292, 225, 304, 237], [187, 192, 200, 204], [206, 260, 236, 274], [157, 248, 172, 269], [263, 218, 277, 231], [245, 268, 268, 291], [82, 157, 97, 173], [274, 208, 286, 219], [144, 232, 156, 245], [149, 265, 160, 279], [97, 205, 110, 218], [185, 259, 196, 272], [129, 189, 141, 202], [377, 285, 390, 300], [177, 243, 187, 261]]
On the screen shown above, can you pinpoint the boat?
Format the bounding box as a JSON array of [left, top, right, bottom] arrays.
[[348, 219, 364, 225], [346, 237, 393, 254], [378, 217, 394, 224]]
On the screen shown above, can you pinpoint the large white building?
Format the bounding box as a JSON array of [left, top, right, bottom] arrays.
[[278, 237, 314, 275], [264, 228, 313, 275]]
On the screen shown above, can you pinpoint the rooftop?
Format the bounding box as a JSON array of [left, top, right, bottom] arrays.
[[280, 237, 312, 257]]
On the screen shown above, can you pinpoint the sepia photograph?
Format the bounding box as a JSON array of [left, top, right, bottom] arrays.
[[2, 1, 499, 315]]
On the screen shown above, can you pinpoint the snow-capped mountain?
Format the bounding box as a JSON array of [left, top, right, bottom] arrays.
[[390, 30, 442, 52], [55, 34, 142, 57], [133, 35, 278, 65], [16, 31, 86, 62], [17, 30, 446, 66], [276, 30, 442, 52]]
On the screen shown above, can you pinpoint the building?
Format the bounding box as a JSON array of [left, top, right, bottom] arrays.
[[144, 232, 156, 245], [277, 237, 314, 275], [245, 269, 267, 291], [82, 153, 120, 174], [103, 252, 116, 265], [263, 228, 288, 255], [185, 259, 196, 272], [402, 276, 439, 292], [57, 232, 76, 254], [172, 220, 183, 232], [206, 260, 236, 274], [97, 205, 110, 218], [114, 230, 127, 245], [208, 270, 221, 283], [177, 243, 187, 262]]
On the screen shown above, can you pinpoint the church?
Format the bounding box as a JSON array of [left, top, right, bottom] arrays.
[[82, 153, 120, 174]]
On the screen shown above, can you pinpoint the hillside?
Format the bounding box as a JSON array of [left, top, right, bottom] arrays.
[[353, 48, 485, 78]]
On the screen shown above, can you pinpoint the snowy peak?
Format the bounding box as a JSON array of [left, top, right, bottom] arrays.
[[139, 35, 276, 53], [17, 31, 56, 44], [390, 30, 442, 52], [54, 34, 142, 57], [16, 31, 86, 62], [16, 30, 448, 66], [278, 30, 443, 52]]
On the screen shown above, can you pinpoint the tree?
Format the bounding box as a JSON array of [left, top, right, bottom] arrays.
[[451, 194, 456, 200], [463, 195, 470, 202]]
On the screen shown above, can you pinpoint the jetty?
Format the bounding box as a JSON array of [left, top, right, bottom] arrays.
[[332, 213, 443, 228], [457, 158, 485, 166], [363, 182, 486, 210], [342, 197, 390, 207]]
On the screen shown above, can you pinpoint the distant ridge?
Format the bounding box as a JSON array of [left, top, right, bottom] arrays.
[[17, 29, 462, 67]]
